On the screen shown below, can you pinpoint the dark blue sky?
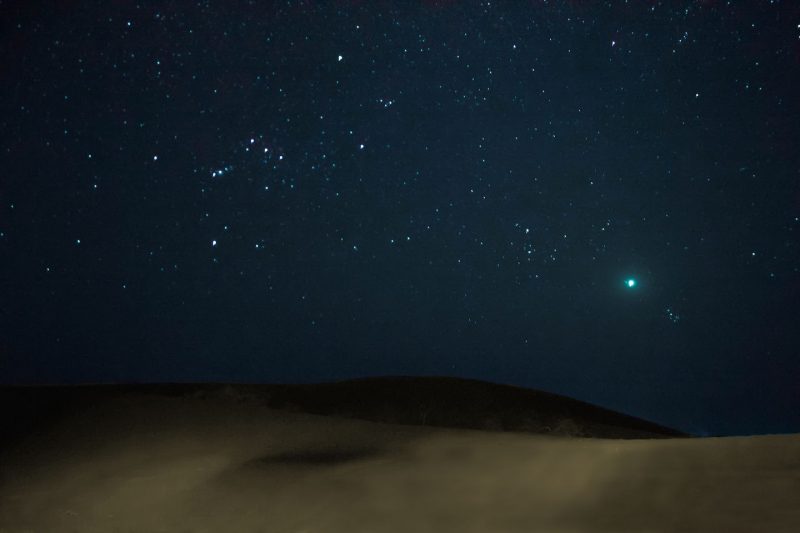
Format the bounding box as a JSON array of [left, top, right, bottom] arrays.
[[2, 0, 799, 436]]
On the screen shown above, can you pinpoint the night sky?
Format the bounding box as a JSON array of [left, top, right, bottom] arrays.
[[2, 1, 799, 436]]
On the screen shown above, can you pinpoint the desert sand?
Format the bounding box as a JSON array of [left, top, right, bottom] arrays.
[[1, 386, 798, 532]]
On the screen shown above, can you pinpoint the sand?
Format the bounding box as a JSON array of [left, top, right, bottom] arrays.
[[1, 391, 798, 532]]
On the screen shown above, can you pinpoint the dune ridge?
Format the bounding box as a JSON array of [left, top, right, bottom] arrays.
[[2, 376, 687, 442]]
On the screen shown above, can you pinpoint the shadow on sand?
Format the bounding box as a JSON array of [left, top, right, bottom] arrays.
[[248, 447, 385, 467]]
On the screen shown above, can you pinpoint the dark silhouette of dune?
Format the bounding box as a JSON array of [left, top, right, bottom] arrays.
[[253, 376, 686, 438], [1, 375, 686, 441]]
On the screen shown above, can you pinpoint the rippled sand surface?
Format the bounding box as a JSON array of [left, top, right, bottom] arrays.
[[2, 392, 798, 532]]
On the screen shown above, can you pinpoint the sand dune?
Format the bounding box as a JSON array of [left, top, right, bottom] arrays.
[[1, 385, 798, 532]]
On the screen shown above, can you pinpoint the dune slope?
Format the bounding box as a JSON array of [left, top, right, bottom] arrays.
[[1, 386, 798, 532]]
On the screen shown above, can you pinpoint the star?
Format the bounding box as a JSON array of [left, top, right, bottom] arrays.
[[625, 278, 636, 288]]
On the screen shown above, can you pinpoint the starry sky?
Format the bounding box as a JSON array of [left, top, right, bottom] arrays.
[[2, 0, 799, 436]]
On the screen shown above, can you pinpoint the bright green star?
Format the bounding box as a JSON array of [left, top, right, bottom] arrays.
[[625, 278, 636, 288]]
